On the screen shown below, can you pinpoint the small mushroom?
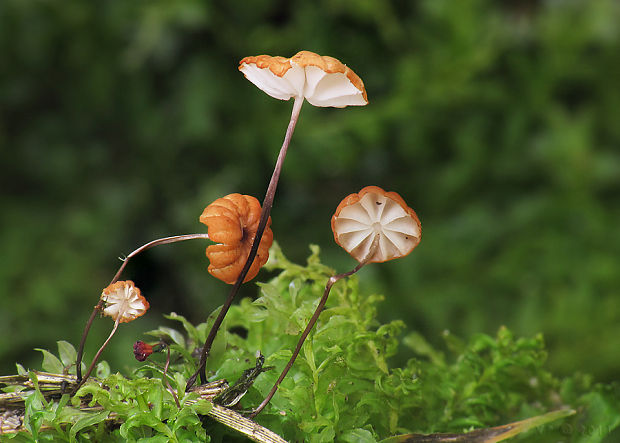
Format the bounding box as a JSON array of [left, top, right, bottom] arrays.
[[75, 281, 150, 391], [231, 50, 366, 287], [234, 49, 368, 287], [250, 186, 421, 418], [239, 50, 368, 107], [101, 280, 150, 323], [200, 193, 273, 284], [331, 186, 421, 264]]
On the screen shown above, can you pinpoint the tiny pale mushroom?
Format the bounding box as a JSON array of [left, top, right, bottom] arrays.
[[75, 280, 150, 390], [331, 185, 421, 264], [101, 280, 150, 323]]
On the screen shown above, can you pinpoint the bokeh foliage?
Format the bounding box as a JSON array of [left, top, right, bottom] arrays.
[[1, 0, 619, 394]]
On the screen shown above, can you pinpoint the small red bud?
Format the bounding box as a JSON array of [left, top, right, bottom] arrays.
[[133, 341, 154, 361]]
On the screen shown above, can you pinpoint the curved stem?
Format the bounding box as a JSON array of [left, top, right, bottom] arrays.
[[162, 343, 181, 409], [187, 96, 305, 391], [73, 318, 120, 393], [75, 233, 211, 381], [75, 300, 104, 381], [249, 236, 379, 418], [109, 234, 211, 284]]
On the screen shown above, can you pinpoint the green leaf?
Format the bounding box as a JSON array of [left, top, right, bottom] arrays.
[[69, 410, 110, 442], [35, 348, 64, 373], [96, 360, 111, 378], [164, 312, 202, 343], [51, 394, 71, 434], [340, 428, 377, 443], [147, 326, 186, 348], [172, 407, 206, 440], [57, 341, 77, 369], [148, 384, 164, 420], [190, 399, 213, 415], [120, 411, 175, 440], [173, 371, 187, 398]]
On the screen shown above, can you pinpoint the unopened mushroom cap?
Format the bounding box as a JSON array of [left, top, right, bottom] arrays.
[[200, 193, 273, 284], [239, 50, 368, 107], [101, 280, 149, 323], [331, 186, 421, 263]]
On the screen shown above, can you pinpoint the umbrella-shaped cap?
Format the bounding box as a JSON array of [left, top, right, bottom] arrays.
[[331, 186, 421, 263], [101, 280, 149, 323], [200, 193, 273, 284], [239, 50, 368, 107]]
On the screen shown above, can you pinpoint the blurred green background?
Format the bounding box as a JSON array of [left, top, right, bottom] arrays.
[[1, 0, 619, 387]]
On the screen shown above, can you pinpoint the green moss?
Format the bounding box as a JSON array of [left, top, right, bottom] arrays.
[[4, 245, 617, 442]]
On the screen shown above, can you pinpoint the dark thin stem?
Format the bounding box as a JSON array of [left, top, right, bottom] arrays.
[[163, 344, 181, 409], [187, 97, 305, 391], [109, 234, 211, 284], [74, 318, 120, 393], [249, 237, 379, 418], [75, 299, 104, 381], [75, 233, 211, 381]]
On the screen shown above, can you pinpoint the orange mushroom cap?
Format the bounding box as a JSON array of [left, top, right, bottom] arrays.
[[200, 194, 273, 284], [331, 186, 421, 263], [239, 50, 368, 107], [101, 280, 149, 323]]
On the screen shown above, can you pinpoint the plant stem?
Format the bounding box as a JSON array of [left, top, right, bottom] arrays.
[[74, 318, 120, 392], [109, 234, 211, 284], [75, 300, 104, 381], [162, 343, 181, 409], [187, 96, 305, 391], [75, 233, 211, 381], [249, 236, 379, 418]]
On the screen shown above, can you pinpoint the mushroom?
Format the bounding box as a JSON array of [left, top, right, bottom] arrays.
[[234, 50, 368, 285], [331, 185, 421, 264], [200, 193, 273, 284], [101, 280, 150, 323], [75, 281, 150, 391], [239, 51, 368, 108], [186, 51, 369, 390], [250, 186, 421, 417]]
